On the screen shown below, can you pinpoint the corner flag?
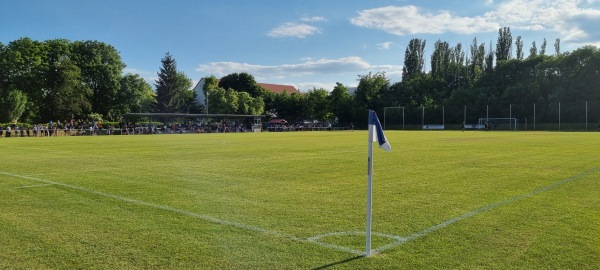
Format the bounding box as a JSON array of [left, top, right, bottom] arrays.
[[369, 110, 391, 152], [366, 110, 391, 257]]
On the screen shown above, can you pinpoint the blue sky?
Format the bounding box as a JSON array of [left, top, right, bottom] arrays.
[[2, 0, 599, 91]]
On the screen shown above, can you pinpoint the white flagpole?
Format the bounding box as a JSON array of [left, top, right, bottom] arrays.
[[366, 121, 374, 256]]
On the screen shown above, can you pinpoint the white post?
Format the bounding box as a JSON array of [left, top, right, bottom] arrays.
[[402, 107, 405, 130], [422, 106, 425, 128], [366, 122, 374, 257], [510, 104, 512, 130], [586, 101, 588, 131]]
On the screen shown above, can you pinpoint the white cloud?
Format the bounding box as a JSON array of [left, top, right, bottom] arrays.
[[300, 16, 326, 22], [196, 57, 402, 82], [377, 42, 394, 50], [122, 68, 157, 87], [351, 1, 600, 45], [122, 68, 153, 76], [486, 0, 600, 44], [350, 5, 499, 35], [267, 22, 321, 38], [295, 82, 337, 92]]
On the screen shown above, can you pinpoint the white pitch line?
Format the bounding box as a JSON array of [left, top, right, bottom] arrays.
[[2, 166, 597, 256], [0, 170, 362, 255], [17, 183, 55, 189], [374, 166, 600, 253]]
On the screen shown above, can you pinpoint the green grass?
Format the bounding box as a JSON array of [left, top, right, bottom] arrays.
[[0, 131, 599, 269]]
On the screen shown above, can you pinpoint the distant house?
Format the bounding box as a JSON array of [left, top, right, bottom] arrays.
[[192, 77, 300, 107], [256, 83, 300, 95]]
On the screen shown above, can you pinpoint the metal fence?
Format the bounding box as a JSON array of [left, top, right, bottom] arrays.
[[383, 101, 600, 131]]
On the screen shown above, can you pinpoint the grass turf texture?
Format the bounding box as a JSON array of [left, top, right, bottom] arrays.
[[0, 131, 599, 269]]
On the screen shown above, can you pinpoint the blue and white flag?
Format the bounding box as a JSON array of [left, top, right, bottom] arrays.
[[369, 110, 391, 152]]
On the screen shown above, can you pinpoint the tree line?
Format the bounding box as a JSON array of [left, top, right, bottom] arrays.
[[2, 27, 599, 127]]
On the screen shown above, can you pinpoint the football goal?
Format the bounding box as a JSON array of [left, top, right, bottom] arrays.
[[478, 118, 518, 130]]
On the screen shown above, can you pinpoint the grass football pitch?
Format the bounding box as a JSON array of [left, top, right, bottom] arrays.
[[0, 131, 599, 269]]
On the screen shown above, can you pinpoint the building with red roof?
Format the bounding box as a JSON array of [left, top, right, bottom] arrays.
[[193, 77, 300, 107]]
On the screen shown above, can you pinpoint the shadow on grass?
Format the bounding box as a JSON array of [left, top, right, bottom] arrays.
[[311, 255, 365, 270]]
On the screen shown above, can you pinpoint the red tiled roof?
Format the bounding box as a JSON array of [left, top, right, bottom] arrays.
[[258, 83, 300, 94]]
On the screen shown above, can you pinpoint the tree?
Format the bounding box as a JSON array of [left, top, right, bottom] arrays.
[[529, 41, 538, 58], [0, 38, 47, 122], [431, 40, 451, 79], [119, 74, 156, 113], [515, 36, 524, 60], [540, 38, 547, 56], [469, 38, 485, 81], [554, 38, 561, 56], [71, 40, 125, 119], [43, 57, 92, 121], [403, 39, 426, 80], [154, 52, 194, 113], [485, 42, 495, 73], [219, 72, 266, 97], [329, 82, 354, 123], [394, 74, 446, 107], [496, 27, 512, 61], [269, 92, 305, 122], [304, 88, 331, 121], [202, 75, 219, 113], [205, 85, 264, 115], [355, 72, 389, 118], [0, 89, 27, 123]]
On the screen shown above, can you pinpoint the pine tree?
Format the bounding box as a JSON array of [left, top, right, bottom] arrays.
[[154, 52, 193, 113]]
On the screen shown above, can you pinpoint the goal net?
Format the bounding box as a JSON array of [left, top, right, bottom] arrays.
[[478, 118, 518, 130]]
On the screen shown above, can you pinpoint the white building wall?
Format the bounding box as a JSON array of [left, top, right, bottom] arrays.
[[193, 78, 207, 106]]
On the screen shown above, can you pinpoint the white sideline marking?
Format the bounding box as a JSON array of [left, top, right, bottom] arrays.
[[0, 170, 363, 255], [1, 166, 597, 256], [373, 166, 600, 254]]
